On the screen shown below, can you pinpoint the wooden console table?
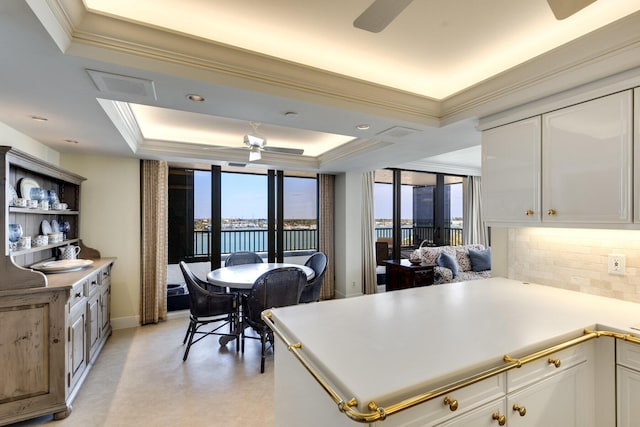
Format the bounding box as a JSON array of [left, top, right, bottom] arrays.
[[383, 259, 435, 291]]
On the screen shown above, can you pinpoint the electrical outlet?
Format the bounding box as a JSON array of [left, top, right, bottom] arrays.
[[608, 254, 626, 275]]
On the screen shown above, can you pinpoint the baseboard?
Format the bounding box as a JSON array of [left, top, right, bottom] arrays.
[[111, 315, 139, 330]]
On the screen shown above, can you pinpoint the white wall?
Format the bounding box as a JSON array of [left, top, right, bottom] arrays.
[[0, 122, 59, 164], [61, 154, 140, 329], [334, 172, 364, 298]]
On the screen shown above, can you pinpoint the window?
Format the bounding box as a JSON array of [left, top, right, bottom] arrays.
[[374, 169, 464, 254], [168, 166, 318, 265]]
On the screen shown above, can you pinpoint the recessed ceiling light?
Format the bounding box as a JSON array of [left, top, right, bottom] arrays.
[[187, 94, 205, 102], [30, 115, 48, 122], [64, 139, 79, 144], [356, 124, 370, 130]]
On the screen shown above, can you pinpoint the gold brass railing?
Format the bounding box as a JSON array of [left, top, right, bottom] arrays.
[[263, 311, 640, 424]]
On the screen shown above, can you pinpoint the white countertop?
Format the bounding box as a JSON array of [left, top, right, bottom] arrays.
[[269, 277, 640, 409]]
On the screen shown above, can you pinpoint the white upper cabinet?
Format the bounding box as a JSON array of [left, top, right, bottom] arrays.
[[542, 90, 632, 224], [482, 117, 541, 223]]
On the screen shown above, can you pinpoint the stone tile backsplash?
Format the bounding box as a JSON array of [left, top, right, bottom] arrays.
[[508, 227, 640, 303]]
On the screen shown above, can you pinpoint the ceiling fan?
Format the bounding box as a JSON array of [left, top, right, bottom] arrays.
[[353, 0, 598, 33], [243, 122, 304, 161]]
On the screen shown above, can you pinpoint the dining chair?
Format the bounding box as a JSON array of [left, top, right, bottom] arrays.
[[299, 252, 328, 303], [242, 266, 307, 373], [179, 261, 240, 361], [225, 251, 264, 266]]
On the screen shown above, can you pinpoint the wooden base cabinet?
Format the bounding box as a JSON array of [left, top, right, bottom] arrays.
[[0, 261, 114, 426], [0, 288, 68, 424]]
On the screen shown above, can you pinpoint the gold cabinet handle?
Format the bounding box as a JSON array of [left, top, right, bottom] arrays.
[[492, 412, 506, 425], [525, 209, 534, 216], [548, 357, 561, 368], [547, 209, 556, 216], [443, 396, 458, 411], [513, 403, 527, 416]]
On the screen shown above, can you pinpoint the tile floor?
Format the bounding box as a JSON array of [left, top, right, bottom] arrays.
[[11, 317, 274, 427]]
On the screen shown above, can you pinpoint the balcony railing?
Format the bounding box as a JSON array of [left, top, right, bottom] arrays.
[[191, 226, 462, 258], [375, 226, 463, 247], [193, 228, 318, 257]]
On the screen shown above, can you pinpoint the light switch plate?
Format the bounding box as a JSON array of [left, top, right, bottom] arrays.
[[608, 254, 626, 275]]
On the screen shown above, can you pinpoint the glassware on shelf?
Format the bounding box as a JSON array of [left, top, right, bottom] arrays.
[[8, 223, 23, 251], [60, 221, 71, 240]]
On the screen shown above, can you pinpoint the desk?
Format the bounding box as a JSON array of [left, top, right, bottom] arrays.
[[382, 259, 434, 291], [207, 263, 315, 290]]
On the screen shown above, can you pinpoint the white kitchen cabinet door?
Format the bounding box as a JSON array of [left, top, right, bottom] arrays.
[[506, 363, 593, 427], [435, 399, 506, 427], [482, 116, 541, 223], [617, 365, 640, 426], [542, 90, 632, 224]]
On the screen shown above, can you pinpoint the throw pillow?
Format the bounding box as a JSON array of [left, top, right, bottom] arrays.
[[437, 252, 459, 277], [469, 247, 492, 272]]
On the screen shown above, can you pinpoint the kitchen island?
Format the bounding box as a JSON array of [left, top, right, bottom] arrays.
[[267, 277, 640, 426]]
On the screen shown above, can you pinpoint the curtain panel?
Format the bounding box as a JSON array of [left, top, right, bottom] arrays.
[[463, 176, 487, 246], [318, 174, 335, 300], [362, 171, 377, 294], [140, 160, 168, 325]]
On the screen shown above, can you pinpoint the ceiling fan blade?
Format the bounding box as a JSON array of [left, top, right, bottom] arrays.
[[547, 0, 597, 20], [353, 0, 413, 33], [263, 146, 304, 155]]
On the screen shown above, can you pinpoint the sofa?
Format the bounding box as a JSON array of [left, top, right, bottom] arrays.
[[413, 244, 492, 284]]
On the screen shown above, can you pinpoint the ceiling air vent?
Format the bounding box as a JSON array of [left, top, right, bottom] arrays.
[[86, 69, 157, 101], [227, 162, 247, 168], [376, 126, 420, 138]]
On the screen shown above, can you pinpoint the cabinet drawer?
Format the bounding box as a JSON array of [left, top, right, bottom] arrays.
[[383, 373, 505, 427], [617, 340, 640, 371], [506, 341, 590, 393], [68, 282, 85, 308], [100, 265, 111, 285], [87, 273, 100, 296]]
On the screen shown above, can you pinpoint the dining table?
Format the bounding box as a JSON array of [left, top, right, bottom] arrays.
[[207, 262, 316, 347], [206, 262, 315, 290]]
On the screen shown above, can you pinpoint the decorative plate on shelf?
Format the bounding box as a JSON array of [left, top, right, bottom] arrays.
[[51, 219, 60, 232], [41, 220, 52, 234], [18, 178, 40, 199], [31, 259, 94, 273], [7, 184, 18, 206]]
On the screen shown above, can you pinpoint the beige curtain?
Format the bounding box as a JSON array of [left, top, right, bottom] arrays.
[[318, 174, 335, 300], [362, 171, 377, 294], [463, 176, 487, 246], [140, 160, 168, 325]]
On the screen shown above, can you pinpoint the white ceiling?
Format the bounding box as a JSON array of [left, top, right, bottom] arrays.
[[1, 0, 640, 174]]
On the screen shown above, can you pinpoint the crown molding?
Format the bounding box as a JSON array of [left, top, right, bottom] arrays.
[[28, 1, 640, 135]]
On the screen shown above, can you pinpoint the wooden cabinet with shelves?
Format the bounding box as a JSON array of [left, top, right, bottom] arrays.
[[0, 146, 114, 425]]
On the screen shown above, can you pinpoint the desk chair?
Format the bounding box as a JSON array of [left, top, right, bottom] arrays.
[[299, 252, 328, 303], [243, 267, 307, 373], [225, 251, 264, 266], [180, 261, 240, 361]]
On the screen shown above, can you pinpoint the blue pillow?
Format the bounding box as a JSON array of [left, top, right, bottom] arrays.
[[437, 252, 458, 277], [469, 248, 491, 272]]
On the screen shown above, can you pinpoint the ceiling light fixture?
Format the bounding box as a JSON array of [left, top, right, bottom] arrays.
[[64, 139, 79, 144], [249, 145, 262, 161], [186, 94, 205, 102], [30, 115, 48, 122], [284, 111, 299, 118], [356, 124, 370, 130]]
